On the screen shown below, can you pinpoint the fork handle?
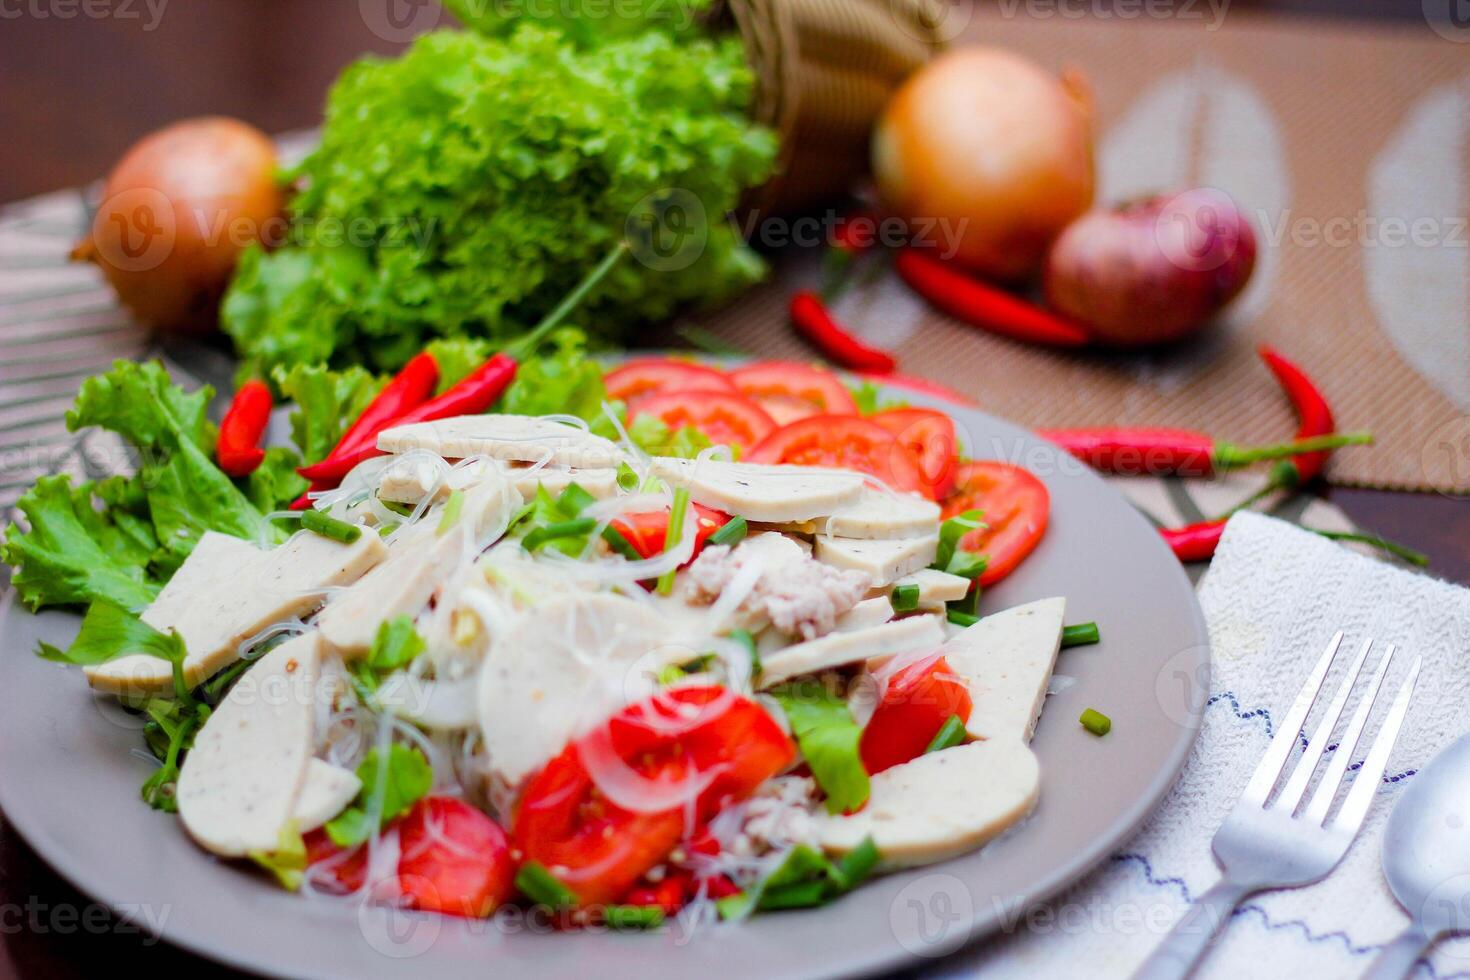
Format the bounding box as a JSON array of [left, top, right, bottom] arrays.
[[1360, 925, 1431, 980], [1132, 877, 1256, 980]]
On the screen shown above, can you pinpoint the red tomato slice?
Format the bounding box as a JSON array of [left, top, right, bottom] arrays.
[[396, 797, 517, 918], [628, 391, 775, 453], [860, 655, 973, 774], [609, 503, 729, 560], [512, 686, 794, 906], [605, 358, 735, 405], [730, 361, 859, 424], [746, 415, 927, 496], [871, 407, 960, 500], [943, 462, 1050, 586], [302, 796, 516, 918]]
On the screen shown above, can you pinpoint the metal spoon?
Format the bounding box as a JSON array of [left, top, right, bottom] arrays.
[[1364, 732, 1470, 979]]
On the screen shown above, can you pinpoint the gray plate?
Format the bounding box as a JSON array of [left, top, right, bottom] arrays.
[[0, 390, 1208, 978]]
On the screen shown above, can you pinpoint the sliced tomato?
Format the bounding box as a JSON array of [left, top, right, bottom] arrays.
[[605, 358, 735, 405], [512, 686, 794, 906], [302, 796, 515, 917], [943, 462, 1050, 586], [396, 797, 517, 918], [303, 829, 367, 894], [746, 415, 926, 496], [860, 656, 973, 774], [609, 503, 729, 561], [871, 407, 960, 500], [730, 361, 859, 424], [628, 391, 775, 453]]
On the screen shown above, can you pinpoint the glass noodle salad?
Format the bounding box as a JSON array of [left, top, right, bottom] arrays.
[[3, 343, 1100, 931]]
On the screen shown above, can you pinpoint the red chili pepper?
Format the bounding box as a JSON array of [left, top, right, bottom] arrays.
[[1258, 345, 1336, 487], [789, 290, 897, 373], [312, 354, 520, 477], [297, 352, 439, 483], [1159, 518, 1227, 562], [894, 249, 1090, 348], [1037, 426, 1373, 478], [216, 379, 272, 478]]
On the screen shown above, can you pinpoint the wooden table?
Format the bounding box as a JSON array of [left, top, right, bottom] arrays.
[[0, 2, 1465, 977]]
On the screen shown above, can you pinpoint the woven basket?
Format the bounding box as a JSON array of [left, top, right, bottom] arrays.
[[720, 0, 946, 216]]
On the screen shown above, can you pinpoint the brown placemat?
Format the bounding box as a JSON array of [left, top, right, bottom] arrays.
[[687, 7, 1470, 494]]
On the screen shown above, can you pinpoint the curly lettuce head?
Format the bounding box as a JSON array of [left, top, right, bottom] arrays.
[[223, 26, 776, 375]]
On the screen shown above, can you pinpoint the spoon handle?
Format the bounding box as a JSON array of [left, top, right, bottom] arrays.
[[1361, 925, 1431, 980], [1132, 876, 1255, 980]]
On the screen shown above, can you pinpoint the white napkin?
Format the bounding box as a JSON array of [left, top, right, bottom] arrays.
[[935, 511, 1470, 980]]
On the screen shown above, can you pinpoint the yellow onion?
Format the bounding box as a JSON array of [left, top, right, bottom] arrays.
[[72, 117, 283, 335], [1043, 189, 1257, 346], [873, 47, 1095, 281]]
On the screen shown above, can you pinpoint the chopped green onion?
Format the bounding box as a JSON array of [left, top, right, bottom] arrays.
[[601, 524, 641, 560], [515, 861, 576, 909], [603, 904, 665, 929], [522, 517, 597, 552], [947, 609, 979, 628], [924, 715, 967, 754], [707, 515, 748, 548], [556, 482, 595, 518], [716, 891, 755, 921], [891, 583, 920, 612], [655, 487, 690, 595], [301, 509, 361, 544], [758, 880, 831, 910], [436, 489, 464, 535], [616, 462, 641, 492], [1061, 622, 1100, 648], [1079, 708, 1112, 736]]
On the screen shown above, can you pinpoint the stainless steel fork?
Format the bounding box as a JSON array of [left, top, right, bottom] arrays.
[[1134, 632, 1422, 980]]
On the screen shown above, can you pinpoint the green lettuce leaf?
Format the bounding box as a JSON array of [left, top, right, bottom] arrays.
[[272, 361, 385, 465], [325, 745, 433, 848], [36, 598, 186, 667], [2, 476, 160, 612], [496, 329, 609, 423], [768, 680, 870, 815]]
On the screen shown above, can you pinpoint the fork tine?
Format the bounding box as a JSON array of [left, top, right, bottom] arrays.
[[1273, 638, 1375, 814], [1302, 643, 1395, 824], [1240, 631, 1344, 808], [1328, 655, 1420, 834]]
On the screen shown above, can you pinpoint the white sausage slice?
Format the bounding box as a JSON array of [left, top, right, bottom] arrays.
[[377, 414, 623, 470], [889, 568, 972, 608], [813, 534, 939, 587], [291, 759, 361, 833], [85, 530, 385, 696], [942, 597, 1066, 743], [757, 614, 945, 689], [815, 738, 1040, 869], [177, 633, 323, 857], [819, 489, 940, 539], [649, 458, 865, 523]]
